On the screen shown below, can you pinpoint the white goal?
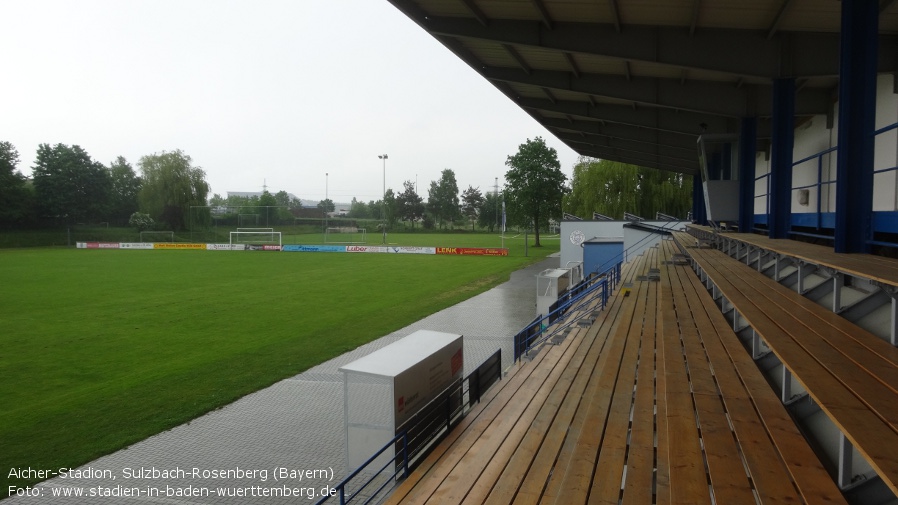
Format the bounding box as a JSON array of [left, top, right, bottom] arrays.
[[229, 230, 282, 247], [139, 231, 174, 243], [324, 227, 367, 244], [236, 227, 274, 233]]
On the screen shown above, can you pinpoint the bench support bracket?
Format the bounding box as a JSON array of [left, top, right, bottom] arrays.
[[839, 432, 855, 490], [782, 367, 792, 403], [751, 329, 764, 359], [873, 283, 898, 346], [819, 268, 845, 313]]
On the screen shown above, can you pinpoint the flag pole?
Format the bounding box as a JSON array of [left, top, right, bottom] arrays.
[[501, 200, 506, 250]]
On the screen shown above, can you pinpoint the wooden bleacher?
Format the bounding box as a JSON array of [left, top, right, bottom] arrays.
[[684, 224, 898, 287], [672, 230, 898, 499], [383, 241, 848, 504]]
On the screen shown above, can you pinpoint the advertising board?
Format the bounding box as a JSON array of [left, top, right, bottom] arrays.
[[282, 245, 347, 253], [152, 243, 205, 250], [120, 243, 155, 250], [206, 244, 247, 251], [435, 247, 509, 256]]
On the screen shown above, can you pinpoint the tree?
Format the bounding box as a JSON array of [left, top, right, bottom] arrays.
[[564, 158, 637, 219], [0, 141, 32, 226], [349, 197, 370, 218], [368, 199, 381, 220], [258, 190, 278, 226], [384, 189, 397, 228], [107, 156, 141, 226], [563, 158, 692, 219], [317, 199, 335, 215], [274, 190, 293, 208], [372, 190, 397, 231], [427, 169, 461, 229], [137, 150, 209, 231], [129, 211, 154, 232], [396, 180, 425, 228], [461, 186, 484, 231], [478, 190, 501, 232], [504, 137, 567, 247], [32, 143, 112, 224], [636, 167, 693, 219]]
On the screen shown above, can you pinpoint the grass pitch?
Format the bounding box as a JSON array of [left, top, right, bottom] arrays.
[[1, 234, 556, 492]]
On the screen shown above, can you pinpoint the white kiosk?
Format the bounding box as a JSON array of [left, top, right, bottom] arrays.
[[536, 268, 573, 318], [339, 330, 464, 471]]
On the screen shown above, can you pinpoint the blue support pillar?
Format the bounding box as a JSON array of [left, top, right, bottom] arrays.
[[739, 118, 758, 233], [692, 174, 707, 225], [769, 78, 795, 239], [835, 0, 878, 253]]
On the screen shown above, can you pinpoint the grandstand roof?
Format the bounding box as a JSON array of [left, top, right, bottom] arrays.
[[387, 0, 898, 175]]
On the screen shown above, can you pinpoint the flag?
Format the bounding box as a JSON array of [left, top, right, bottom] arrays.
[[501, 201, 506, 232]]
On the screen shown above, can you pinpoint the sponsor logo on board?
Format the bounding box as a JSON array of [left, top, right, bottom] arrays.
[[152, 243, 205, 250]]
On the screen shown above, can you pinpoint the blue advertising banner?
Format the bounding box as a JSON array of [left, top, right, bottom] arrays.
[[282, 245, 347, 253]]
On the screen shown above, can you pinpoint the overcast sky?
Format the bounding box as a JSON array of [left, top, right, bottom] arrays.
[[2, 0, 580, 203]]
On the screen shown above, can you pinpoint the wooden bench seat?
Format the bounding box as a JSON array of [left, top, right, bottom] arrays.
[[684, 225, 898, 286], [384, 252, 652, 505], [384, 244, 846, 505], [672, 230, 898, 497], [659, 239, 847, 504]]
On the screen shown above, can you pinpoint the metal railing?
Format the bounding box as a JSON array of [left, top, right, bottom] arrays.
[[513, 219, 681, 359], [592, 219, 681, 276], [315, 349, 502, 505], [513, 264, 618, 361]]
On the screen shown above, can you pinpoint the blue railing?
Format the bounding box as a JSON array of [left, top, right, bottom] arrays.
[[592, 219, 681, 276], [513, 263, 619, 360], [315, 349, 502, 505], [753, 120, 898, 242], [512, 219, 682, 359], [789, 146, 838, 237]]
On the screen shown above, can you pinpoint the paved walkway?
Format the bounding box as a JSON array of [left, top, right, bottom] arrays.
[[10, 255, 557, 504]]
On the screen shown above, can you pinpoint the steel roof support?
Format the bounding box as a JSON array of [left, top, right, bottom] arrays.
[[693, 174, 707, 225], [835, 0, 878, 253], [739, 117, 758, 233], [769, 78, 795, 239]]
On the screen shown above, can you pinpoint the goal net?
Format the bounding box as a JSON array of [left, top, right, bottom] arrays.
[[229, 230, 282, 247], [238, 214, 259, 227], [139, 231, 174, 243], [325, 227, 367, 244]]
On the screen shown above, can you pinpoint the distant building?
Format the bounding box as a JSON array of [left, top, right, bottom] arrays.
[[227, 191, 349, 216], [226, 191, 303, 203]]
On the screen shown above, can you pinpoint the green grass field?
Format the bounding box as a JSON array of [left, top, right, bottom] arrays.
[[0, 233, 558, 492]]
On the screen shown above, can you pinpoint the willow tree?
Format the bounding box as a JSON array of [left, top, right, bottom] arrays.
[[563, 158, 692, 220], [138, 150, 209, 231], [504, 137, 567, 247]]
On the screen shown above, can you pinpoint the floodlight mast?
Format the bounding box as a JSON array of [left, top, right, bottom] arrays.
[[379, 154, 388, 244]]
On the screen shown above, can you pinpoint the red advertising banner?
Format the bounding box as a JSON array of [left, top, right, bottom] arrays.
[[435, 247, 509, 256]]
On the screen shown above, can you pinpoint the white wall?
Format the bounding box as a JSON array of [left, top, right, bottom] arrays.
[[560, 220, 688, 270], [755, 74, 898, 216], [874, 74, 898, 211]]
